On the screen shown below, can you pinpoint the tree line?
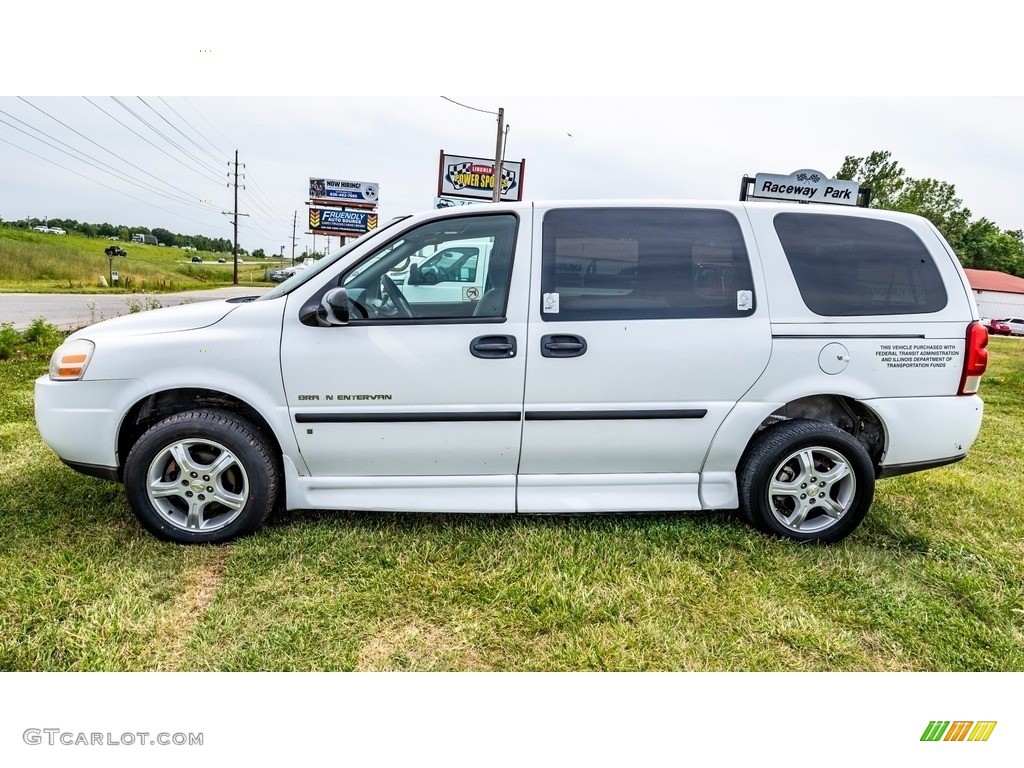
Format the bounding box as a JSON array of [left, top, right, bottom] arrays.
[[836, 151, 1024, 277], [3, 217, 234, 253]]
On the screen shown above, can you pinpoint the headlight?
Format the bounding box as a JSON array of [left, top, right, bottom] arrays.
[[49, 339, 95, 381]]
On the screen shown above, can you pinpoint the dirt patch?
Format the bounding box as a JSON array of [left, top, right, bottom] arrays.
[[147, 546, 230, 670], [357, 621, 489, 671]]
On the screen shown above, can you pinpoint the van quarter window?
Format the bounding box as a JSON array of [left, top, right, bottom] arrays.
[[774, 213, 948, 316]]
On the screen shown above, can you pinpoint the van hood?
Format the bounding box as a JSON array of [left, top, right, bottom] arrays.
[[69, 299, 242, 341]]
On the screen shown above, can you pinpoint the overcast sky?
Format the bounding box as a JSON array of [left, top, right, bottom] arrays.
[[2, 2, 1021, 256]]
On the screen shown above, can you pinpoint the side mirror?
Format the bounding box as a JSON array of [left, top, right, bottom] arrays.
[[408, 263, 422, 285], [318, 287, 351, 325]]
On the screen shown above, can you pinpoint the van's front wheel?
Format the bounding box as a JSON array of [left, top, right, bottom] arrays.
[[124, 410, 279, 543], [738, 419, 874, 544]]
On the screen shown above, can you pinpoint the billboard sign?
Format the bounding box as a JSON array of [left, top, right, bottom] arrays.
[[309, 178, 379, 207], [437, 152, 524, 202], [309, 208, 378, 236]]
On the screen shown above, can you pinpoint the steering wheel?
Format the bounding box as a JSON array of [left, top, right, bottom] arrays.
[[380, 273, 413, 318]]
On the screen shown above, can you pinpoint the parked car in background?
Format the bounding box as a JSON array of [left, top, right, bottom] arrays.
[[48, 227, 66, 235], [191, 256, 203, 263], [982, 318, 1011, 336], [267, 265, 307, 282], [999, 317, 1024, 336]]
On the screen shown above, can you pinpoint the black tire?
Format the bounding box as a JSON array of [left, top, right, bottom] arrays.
[[737, 419, 875, 544], [124, 409, 280, 544]]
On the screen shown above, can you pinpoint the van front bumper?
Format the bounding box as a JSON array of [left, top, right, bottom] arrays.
[[34, 375, 147, 475]]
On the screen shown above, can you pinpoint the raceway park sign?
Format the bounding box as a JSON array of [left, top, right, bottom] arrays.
[[751, 169, 860, 205], [309, 208, 378, 235], [437, 151, 525, 202], [309, 178, 379, 207]]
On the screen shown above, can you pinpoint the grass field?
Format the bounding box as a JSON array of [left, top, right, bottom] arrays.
[[0, 327, 1022, 671], [0, 226, 276, 293]]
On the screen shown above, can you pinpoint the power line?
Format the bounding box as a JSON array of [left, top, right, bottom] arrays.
[[15, 97, 220, 207], [181, 97, 232, 155], [140, 96, 225, 166], [0, 109, 219, 212], [0, 134, 224, 231], [440, 96, 499, 115], [242, 170, 290, 219], [85, 97, 225, 186], [239, 188, 285, 223], [118, 96, 225, 178], [5, 97, 275, 246]]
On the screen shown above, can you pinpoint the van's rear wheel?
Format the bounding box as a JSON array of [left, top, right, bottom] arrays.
[[124, 410, 279, 544], [738, 419, 874, 544]]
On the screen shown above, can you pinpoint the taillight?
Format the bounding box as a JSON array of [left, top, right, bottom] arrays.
[[958, 322, 988, 395]]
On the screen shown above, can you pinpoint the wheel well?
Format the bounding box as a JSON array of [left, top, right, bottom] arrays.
[[117, 389, 282, 481], [746, 395, 885, 469]]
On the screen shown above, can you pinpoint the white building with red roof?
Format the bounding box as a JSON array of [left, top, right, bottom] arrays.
[[964, 269, 1024, 321]]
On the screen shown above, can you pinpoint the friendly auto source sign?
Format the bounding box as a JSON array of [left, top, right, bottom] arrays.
[[437, 151, 525, 202], [309, 178, 379, 206], [753, 169, 860, 205], [309, 208, 378, 235]]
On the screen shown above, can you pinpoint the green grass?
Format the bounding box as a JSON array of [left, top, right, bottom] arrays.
[[0, 226, 274, 293], [1, 329, 1022, 671]]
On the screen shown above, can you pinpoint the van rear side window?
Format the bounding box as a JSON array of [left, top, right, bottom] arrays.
[[774, 213, 947, 316], [541, 208, 755, 321]]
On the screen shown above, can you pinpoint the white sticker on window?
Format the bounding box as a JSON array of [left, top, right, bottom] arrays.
[[737, 290, 753, 311], [543, 293, 560, 313]]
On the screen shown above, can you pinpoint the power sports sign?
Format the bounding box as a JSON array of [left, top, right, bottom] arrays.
[[309, 208, 378, 236], [309, 178, 379, 208], [744, 169, 863, 206], [437, 151, 525, 202]]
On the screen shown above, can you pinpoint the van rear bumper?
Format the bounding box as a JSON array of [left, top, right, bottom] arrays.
[[867, 394, 983, 470], [877, 454, 965, 479]]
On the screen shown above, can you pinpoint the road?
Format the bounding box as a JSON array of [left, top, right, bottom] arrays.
[[0, 287, 271, 331]]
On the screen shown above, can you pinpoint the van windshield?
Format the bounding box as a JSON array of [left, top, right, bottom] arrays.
[[257, 216, 409, 301]]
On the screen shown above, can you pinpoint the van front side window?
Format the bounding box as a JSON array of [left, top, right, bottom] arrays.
[[340, 214, 519, 322]]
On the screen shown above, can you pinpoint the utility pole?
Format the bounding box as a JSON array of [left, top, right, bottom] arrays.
[[441, 97, 508, 204], [291, 210, 298, 266], [222, 150, 249, 285], [492, 107, 505, 203], [233, 150, 239, 284]]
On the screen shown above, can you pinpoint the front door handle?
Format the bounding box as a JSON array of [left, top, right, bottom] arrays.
[[541, 334, 588, 358], [470, 335, 517, 359]]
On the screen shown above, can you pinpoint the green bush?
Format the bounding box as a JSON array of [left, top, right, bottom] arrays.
[[0, 320, 65, 363], [0, 323, 18, 361]]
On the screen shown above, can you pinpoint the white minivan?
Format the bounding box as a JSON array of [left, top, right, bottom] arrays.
[[35, 200, 988, 544]]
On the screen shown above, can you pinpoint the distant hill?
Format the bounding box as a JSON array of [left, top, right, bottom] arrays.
[[0, 225, 273, 293], [4, 217, 233, 253]]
